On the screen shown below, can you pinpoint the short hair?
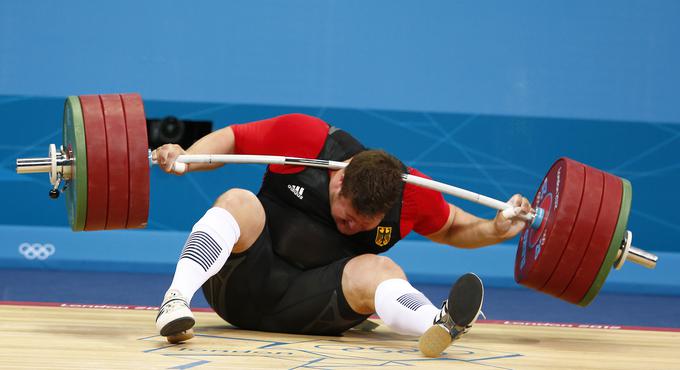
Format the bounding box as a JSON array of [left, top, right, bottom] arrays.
[[339, 150, 403, 216]]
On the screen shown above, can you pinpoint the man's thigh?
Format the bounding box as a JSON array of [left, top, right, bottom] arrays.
[[202, 224, 369, 335]]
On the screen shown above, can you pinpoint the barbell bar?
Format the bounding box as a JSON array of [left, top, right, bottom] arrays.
[[164, 153, 543, 225]]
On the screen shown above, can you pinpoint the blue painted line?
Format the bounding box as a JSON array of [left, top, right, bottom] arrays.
[[137, 334, 162, 341], [143, 344, 177, 353], [632, 209, 680, 233], [370, 357, 517, 370], [185, 173, 216, 207], [288, 358, 324, 370], [469, 353, 524, 362], [0, 129, 61, 166], [168, 359, 210, 369], [259, 339, 318, 349], [194, 333, 290, 346], [408, 162, 527, 170], [361, 109, 441, 141], [287, 358, 324, 370], [180, 103, 232, 119], [315, 106, 328, 119], [408, 113, 479, 166], [450, 137, 511, 199], [449, 142, 543, 179], [610, 132, 680, 172], [405, 357, 517, 370], [293, 347, 406, 362], [162, 353, 296, 359], [380, 361, 418, 367]]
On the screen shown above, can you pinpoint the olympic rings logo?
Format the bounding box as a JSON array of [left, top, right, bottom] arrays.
[[18, 243, 56, 260]]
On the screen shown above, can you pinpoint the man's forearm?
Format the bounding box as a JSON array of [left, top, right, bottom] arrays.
[[183, 126, 236, 172], [431, 206, 507, 248]]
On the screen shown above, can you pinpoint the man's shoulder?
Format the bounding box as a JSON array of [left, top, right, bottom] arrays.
[[276, 113, 330, 128]]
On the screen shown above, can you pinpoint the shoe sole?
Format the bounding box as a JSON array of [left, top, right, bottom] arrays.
[[448, 272, 484, 327], [160, 316, 196, 337], [418, 273, 484, 358]]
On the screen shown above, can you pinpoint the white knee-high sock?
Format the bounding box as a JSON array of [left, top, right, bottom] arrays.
[[374, 278, 440, 336], [168, 207, 240, 304]]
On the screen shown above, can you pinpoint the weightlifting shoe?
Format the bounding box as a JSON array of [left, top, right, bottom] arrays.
[[418, 272, 484, 357], [156, 289, 195, 340]]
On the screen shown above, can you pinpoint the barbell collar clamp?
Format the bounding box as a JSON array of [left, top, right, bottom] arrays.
[[16, 143, 73, 180], [49, 172, 63, 199]]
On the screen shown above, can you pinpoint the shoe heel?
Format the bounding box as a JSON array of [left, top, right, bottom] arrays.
[[166, 328, 195, 344], [419, 325, 452, 358]]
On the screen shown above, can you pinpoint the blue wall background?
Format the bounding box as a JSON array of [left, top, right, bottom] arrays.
[[2, 0, 679, 123], [1, 1, 679, 277]]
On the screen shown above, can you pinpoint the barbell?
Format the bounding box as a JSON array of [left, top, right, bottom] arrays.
[[15, 93, 658, 306]]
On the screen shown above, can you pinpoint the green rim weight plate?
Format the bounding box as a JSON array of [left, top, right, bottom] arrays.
[[578, 178, 632, 306], [63, 96, 88, 231]]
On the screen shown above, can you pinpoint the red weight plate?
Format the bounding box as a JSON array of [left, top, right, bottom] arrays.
[[121, 93, 150, 229], [515, 158, 585, 290], [541, 165, 604, 296], [559, 172, 622, 304], [79, 95, 109, 230], [101, 94, 130, 229]]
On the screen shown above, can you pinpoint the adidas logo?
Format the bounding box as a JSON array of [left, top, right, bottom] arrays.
[[288, 184, 305, 199]]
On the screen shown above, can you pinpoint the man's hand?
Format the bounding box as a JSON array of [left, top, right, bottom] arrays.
[[152, 144, 187, 175], [493, 194, 532, 240]]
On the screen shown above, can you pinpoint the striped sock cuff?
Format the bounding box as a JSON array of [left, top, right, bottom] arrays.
[[397, 292, 430, 311], [180, 231, 222, 272]]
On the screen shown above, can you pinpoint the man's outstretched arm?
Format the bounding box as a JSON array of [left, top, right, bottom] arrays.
[[153, 113, 328, 174], [425, 194, 531, 248], [153, 125, 237, 173]]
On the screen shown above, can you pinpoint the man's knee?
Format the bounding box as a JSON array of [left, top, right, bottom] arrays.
[[342, 254, 407, 314], [214, 188, 256, 209], [349, 254, 406, 281], [213, 188, 265, 252]]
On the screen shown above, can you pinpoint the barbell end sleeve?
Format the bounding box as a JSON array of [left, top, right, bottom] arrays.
[[626, 246, 658, 269], [16, 157, 53, 174]]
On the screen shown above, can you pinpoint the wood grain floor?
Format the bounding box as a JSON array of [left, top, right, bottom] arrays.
[[1, 303, 678, 369]]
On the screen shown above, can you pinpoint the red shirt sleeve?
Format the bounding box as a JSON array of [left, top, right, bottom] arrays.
[[231, 114, 329, 174], [400, 167, 451, 237]]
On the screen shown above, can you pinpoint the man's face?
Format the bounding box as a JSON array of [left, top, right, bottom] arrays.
[[330, 194, 383, 235]]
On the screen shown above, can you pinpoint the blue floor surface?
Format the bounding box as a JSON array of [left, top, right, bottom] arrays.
[[1, 269, 678, 328]]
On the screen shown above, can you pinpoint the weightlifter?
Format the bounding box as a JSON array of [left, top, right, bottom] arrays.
[[152, 113, 532, 355]]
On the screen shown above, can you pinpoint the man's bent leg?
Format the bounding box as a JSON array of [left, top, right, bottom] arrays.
[[342, 254, 440, 335], [157, 188, 265, 339]]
